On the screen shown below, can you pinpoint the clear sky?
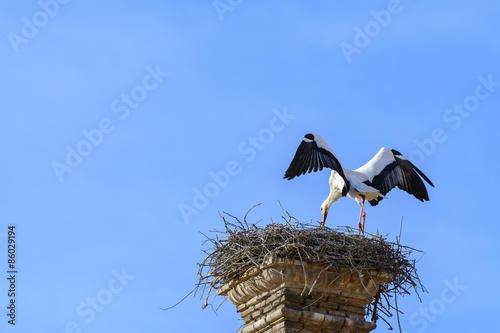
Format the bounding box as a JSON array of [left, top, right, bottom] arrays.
[[1, 1, 499, 332]]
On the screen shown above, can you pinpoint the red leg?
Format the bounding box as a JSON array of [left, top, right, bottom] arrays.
[[360, 195, 366, 236], [357, 201, 363, 235]]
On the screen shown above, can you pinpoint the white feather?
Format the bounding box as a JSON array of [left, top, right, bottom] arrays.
[[353, 147, 395, 183]]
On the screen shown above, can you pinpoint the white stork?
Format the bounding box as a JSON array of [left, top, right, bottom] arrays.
[[284, 133, 434, 235]]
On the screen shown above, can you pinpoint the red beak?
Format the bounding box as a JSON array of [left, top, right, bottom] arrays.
[[321, 210, 328, 227]]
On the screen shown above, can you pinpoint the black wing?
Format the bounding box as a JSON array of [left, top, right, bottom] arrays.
[[284, 134, 349, 194], [362, 148, 434, 206]]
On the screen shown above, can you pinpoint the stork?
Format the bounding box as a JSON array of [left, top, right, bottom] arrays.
[[284, 133, 434, 235]]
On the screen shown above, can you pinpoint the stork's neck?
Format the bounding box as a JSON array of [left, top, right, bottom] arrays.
[[321, 194, 337, 211], [323, 184, 343, 210]]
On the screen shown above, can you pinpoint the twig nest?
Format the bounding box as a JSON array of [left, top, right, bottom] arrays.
[[196, 206, 426, 329]]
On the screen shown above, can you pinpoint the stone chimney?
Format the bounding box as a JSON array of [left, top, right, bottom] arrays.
[[218, 258, 391, 333]]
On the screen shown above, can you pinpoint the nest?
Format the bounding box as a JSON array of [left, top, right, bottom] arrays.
[[194, 204, 426, 331]]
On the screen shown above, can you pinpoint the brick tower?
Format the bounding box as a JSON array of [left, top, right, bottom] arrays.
[[218, 258, 390, 333]]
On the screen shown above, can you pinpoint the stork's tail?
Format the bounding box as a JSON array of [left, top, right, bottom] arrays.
[[368, 191, 387, 206], [353, 182, 386, 206]]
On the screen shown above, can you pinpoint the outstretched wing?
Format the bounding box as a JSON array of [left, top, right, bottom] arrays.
[[355, 147, 434, 206], [284, 133, 349, 194]]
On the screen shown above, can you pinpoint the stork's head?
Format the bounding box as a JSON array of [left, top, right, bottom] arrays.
[[320, 199, 331, 227]]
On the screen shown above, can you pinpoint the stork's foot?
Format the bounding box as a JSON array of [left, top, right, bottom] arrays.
[[361, 212, 366, 236], [357, 219, 366, 236]]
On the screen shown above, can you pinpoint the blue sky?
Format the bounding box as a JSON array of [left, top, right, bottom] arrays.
[[1, 1, 499, 332]]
